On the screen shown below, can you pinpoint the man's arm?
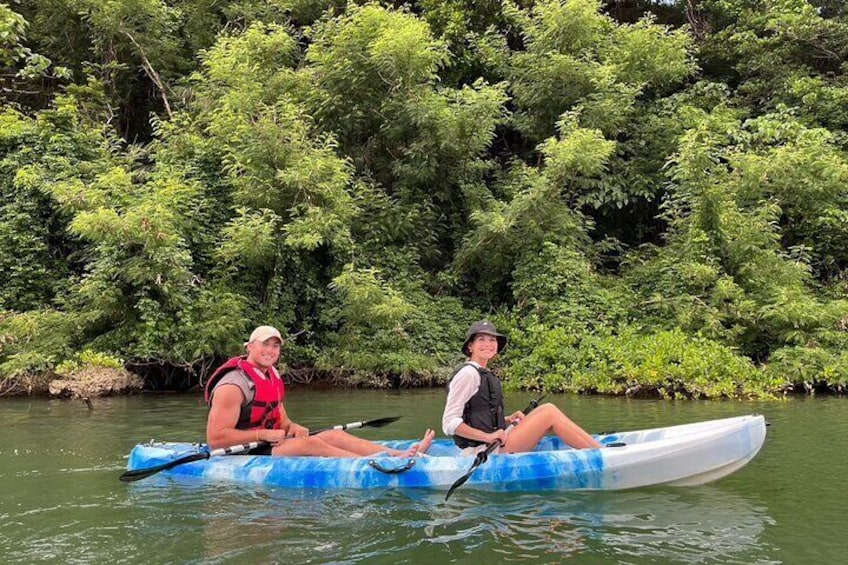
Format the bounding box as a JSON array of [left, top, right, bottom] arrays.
[[277, 403, 309, 438], [206, 385, 288, 448]]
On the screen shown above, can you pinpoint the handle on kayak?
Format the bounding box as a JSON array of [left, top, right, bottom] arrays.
[[368, 458, 417, 474]]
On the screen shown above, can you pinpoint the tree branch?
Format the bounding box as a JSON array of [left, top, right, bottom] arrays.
[[121, 30, 173, 119]]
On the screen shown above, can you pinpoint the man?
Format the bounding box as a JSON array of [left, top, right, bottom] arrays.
[[205, 325, 434, 456]]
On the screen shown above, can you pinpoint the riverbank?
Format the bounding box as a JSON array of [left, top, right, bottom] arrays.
[[0, 365, 142, 398], [0, 362, 840, 400]]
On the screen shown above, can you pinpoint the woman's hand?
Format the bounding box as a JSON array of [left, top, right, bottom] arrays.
[[506, 410, 525, 425], [485, 429, 507, 445]]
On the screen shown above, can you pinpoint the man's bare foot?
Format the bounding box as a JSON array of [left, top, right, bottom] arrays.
[[400, 428, 435, 457]]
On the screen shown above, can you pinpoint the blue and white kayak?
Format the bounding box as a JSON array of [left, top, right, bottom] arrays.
[[125, 414, 766, 491]]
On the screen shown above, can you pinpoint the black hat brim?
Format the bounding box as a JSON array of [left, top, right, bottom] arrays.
[[462, 334, 507, 355]]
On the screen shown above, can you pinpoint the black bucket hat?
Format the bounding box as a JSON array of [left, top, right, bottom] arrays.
[[462, 320, 507, 355]]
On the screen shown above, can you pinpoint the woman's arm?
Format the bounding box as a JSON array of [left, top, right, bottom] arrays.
[[442, 367, 478, 436], [443, 366, 509, 445]]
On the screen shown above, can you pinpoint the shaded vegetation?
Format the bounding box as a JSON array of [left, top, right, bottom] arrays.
[[2, 0, 848, 398]]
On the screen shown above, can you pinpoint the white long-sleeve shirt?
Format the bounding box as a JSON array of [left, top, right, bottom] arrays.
[[442, 362, 484, 436]]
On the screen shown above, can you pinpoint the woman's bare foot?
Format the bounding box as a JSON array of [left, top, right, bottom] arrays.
[[396, 428, 435, 457]]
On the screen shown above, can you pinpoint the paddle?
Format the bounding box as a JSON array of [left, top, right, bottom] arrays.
[[119, 415, 402, 482], [444, 395, 545, 501]]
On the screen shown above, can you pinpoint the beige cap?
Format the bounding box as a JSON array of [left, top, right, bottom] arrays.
[[245, 325, 283, 346]]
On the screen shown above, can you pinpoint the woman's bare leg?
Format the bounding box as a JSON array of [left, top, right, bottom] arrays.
[[503, 403, 601, 453]]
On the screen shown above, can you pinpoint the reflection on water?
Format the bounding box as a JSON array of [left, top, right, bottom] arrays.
[[115, 480, 777, 564]]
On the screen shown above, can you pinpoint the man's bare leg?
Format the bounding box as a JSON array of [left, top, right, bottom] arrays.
[[402, 428, 435, 456], [317, 428, 435, 456], [271, 435, 360, 457]]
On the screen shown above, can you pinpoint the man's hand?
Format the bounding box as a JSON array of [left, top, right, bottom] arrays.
[[287, 422, 309, 438], [258, 429, 288, 444]]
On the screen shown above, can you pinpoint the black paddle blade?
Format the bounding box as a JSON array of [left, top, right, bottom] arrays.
[[445, 470, 473, 501], [362, 416, 402, 428], [444, 395, 546, 501], [445, 454, 486, 501], [119, 450, 210, 482]]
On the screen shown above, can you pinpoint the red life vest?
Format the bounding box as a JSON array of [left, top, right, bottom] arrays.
[[204, 356, 286, 430]]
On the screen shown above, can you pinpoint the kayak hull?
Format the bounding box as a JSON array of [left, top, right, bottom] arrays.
[[125, 414, 767, 491]]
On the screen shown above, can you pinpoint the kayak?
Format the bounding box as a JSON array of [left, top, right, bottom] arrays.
[[124, 414, 766, 491]]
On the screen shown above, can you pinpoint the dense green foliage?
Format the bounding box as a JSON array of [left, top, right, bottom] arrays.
[[2, 0, 847, 397]]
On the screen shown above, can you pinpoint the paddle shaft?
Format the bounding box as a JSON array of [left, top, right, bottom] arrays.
[[207, 417, 400, 455], [481, 394, 546, 458]]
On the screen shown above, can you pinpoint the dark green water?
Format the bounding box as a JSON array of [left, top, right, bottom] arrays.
[[1, 389, 846, 563]]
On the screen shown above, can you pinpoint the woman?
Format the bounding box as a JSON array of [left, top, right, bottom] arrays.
[[442, 320, 600, 454]]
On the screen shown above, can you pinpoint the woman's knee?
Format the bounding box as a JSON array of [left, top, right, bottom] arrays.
[[535, 402, 561, 416], [534, 402, 573, 424]]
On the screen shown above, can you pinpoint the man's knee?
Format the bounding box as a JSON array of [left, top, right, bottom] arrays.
[[318, 429, 346, 442], [272, 435, 326, 456]]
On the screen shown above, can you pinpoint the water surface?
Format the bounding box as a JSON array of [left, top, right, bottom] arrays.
[[1, 389, 845, 563]]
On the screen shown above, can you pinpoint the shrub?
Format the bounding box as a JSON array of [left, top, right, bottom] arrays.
[[506, 324, 781, 399]]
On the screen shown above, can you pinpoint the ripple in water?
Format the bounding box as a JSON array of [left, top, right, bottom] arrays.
[[68, 480, 778, 564]]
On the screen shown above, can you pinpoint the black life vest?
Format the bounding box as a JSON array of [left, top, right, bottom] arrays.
[[448, 363, 506, 449]]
